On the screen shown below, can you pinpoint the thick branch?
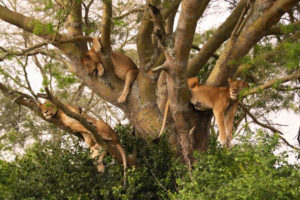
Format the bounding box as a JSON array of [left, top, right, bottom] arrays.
[[161, 0, 210, 166], [207, 0, 299, 86], [0, 36, 92, 61], [137, 3, 155, 71], [65, 0, 87, 52], [187, 0, 246, 77], [0, 5, 83, 57], [100, 0, 112, 52]]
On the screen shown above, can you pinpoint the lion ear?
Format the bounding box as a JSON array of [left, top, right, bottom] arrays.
[[80, 55, 91, 63]]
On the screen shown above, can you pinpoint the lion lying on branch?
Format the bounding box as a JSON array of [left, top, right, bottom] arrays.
[[39, 101, 127, 180]]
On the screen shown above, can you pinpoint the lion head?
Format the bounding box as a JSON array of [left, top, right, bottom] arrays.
[[40, 101, 58, 119], [228, 78, 248, 100]]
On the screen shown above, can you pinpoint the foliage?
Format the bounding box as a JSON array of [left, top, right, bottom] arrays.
[[0, 125, 185, 200], [173, 131, 300, 200], [1, 126, 299, 200]]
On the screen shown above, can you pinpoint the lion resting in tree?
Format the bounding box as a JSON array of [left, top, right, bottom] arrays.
[[158, 77, 247, 148], [80, 37, 138, 103], [39, 100, 127, 175], [190, 78, 248, 147]]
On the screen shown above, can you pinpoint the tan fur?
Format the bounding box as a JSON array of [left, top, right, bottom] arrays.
[[80, 37, 138, 103], [158, 77, 200, 137], [39, 101, 127, 178], [190, 78, 248, 147]]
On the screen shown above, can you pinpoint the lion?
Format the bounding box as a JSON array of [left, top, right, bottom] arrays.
[[80, 37, 138, 103], [190, 78, 248, 147], [158, 77, 248, 147], [39, 100, 127, 177]]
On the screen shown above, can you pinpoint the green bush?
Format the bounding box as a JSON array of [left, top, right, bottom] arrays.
[[1, 126, 300, 200], [172, 131, 300, 200], [0, 125, 184, 200]]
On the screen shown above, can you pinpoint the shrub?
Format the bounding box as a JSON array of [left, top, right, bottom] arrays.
[[172, 131, 300, 200]]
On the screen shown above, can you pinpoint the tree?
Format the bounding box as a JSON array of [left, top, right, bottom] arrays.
[[0, 0, 299, 169]]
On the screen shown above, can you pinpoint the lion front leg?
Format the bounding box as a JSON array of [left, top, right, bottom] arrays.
[[213, 109, 227, 147], [118, 69, 137, 103], [224, 102, 239, 148]]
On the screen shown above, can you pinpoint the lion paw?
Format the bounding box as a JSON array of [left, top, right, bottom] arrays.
[[218, 137, 227, 147], [118, 95, 126, 103], [97, 63, 104, 77]]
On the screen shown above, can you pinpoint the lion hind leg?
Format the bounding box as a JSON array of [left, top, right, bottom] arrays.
[[224, 102, 239, 147], [118, 69, 137, 103], [116, 144, 128, 186]]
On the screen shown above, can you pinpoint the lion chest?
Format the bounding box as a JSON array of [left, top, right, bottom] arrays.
[[191, 86, 230, 111]]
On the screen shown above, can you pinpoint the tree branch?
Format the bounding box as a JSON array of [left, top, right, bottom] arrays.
[[0, 5, 84, 57], [100, 0, 112, 52], [113, 8, 144, 20], [207, 0, 299, 87], [187, 0, 246, 77], [239, 103, 300, 151], [244, 69, 300, 96], [0, 36, 92, 61]]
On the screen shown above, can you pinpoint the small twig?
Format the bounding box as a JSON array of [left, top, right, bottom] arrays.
[[150, 170, 170, 194], [113, 8, 144, 20], [152, 63, 168, 72], [82, 0, 95, 30]]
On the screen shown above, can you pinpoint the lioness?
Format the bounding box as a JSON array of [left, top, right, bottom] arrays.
[[190, 78, 248, 147], [39, 101, 127, 175], [80, 38, 138, 103]]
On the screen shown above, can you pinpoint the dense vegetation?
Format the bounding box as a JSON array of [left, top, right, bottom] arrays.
[[1, 125, 299, 200]]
